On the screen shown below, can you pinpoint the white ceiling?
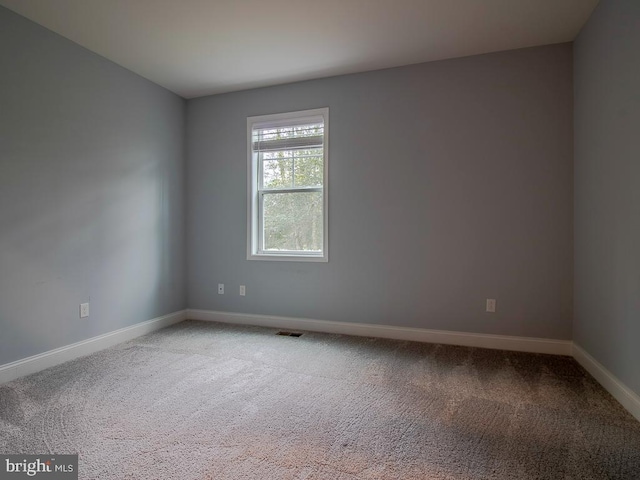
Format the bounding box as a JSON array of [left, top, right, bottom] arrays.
[[1, 0, 599, 99]]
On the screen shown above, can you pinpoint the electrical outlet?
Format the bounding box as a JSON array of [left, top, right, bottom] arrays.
[[239, 285, 246, 296], [80, 303, 90, 318], [486, 299, 496, 313], [218, 284, 224, 295]]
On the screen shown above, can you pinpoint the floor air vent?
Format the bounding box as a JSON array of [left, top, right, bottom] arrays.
[[276, 331, 303, 337]]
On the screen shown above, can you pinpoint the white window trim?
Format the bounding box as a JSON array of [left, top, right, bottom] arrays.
[[247, 107, 329, 262]]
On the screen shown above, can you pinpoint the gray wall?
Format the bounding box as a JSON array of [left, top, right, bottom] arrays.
[[187, 44, 574, 339], [0, 6, 186, 365], [574, 0, 640, 395]]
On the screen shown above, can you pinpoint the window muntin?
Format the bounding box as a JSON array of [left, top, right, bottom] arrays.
[[248, 109, 328, 261]]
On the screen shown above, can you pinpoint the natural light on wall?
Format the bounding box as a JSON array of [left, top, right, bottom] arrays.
[[247, 108, 329, 262]]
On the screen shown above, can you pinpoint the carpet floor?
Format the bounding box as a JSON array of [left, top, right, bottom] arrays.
[[1, 320, 639, 479]]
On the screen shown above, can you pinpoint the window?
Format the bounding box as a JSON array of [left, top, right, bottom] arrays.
[[247, 108, 329, 261]]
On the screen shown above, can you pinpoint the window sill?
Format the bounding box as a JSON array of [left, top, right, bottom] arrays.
[[247, 253, 328, 263]]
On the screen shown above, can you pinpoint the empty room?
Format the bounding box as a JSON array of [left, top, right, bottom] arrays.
[[1, 0, 639, 478]]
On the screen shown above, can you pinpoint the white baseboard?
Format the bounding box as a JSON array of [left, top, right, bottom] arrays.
[[3, 308, 638, 423], [186, 309, 572, 356], [573, 344, 640, 422], [0, 310, 187, 385]]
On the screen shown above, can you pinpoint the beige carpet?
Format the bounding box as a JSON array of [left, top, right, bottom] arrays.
[[1, 320, 639, 479]]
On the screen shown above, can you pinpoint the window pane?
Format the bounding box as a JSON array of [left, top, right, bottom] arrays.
[[263, 191, 323, 252], [293, 149, 323, 188], [262, 152, 293, 189]]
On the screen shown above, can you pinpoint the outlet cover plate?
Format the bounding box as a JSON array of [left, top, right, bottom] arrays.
[[486, 299, 496, 313]]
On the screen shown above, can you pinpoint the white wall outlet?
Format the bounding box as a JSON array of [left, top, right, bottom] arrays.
[[218, 283, 224, 294], [239, 285, 246, 296], [486, 299, 496, 313], [80, 303, 90, 318]]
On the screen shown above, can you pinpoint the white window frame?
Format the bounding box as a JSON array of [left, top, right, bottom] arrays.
[[247, 107, 329, 262]]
